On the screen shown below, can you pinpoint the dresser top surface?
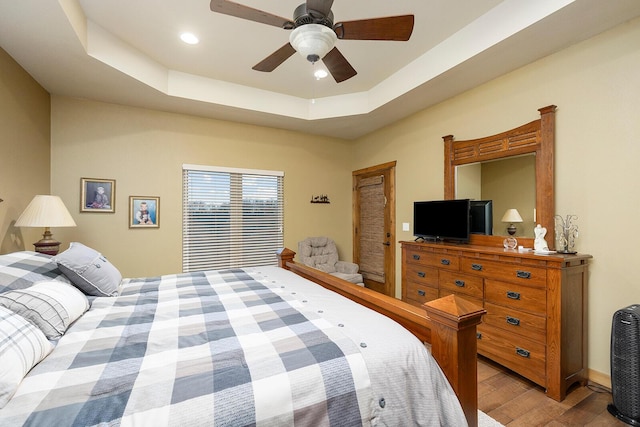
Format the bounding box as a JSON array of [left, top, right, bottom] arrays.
[[400, 240, 592, 262]]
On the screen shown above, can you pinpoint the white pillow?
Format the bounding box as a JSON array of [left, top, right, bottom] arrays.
[[54, 242, 122, 297], [0, 306, 53, 408], [0, 281, 89, 339]]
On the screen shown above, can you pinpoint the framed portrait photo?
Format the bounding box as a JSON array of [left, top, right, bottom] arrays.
[[81, 178, 115, 213], [129, 196, 160, 228]]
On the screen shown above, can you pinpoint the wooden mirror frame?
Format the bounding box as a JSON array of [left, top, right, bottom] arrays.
[[443, 105, 556, 248]]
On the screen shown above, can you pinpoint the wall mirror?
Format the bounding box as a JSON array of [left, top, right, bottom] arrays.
[[443, 105, 556, 248], [456, 154, 536, 238]]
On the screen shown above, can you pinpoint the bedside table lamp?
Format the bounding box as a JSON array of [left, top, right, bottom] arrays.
[[15, 195, 76, 255], [501, 208, 523, 235]]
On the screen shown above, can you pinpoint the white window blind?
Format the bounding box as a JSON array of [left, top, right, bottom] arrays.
[[182, 164, 284, 272]]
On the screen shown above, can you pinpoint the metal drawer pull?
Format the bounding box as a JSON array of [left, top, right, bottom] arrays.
[[506, 316, 521, 326], [412, 254, 420, 260], [507, 291, 521, 300], [417, 272, 426, 278], [471, 263, 483, 271], [476, 333, 482, 339], [455, 280, 465, 287], [418, 290, 426, 297], [441, 259, 451, 266], [516, 347, 531, 358], [516, 270, 531, 279]]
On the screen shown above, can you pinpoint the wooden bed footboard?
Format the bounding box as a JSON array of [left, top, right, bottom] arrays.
[[277, 248, 485, 427]]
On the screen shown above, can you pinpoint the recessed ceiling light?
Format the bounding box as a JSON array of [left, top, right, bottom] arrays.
[[314, 69, 328, 80], [180, 32, 199, 45]]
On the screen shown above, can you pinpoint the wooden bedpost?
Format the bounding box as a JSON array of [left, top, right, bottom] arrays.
[[424, 295, 485, 427], [276, 247, 295, 269]]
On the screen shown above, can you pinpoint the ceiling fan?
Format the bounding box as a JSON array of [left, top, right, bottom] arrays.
[[210, 0, 414, 83]]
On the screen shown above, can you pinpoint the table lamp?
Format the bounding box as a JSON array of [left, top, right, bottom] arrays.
[[14, 195, 76, 255], [501, 208, 523, 235]]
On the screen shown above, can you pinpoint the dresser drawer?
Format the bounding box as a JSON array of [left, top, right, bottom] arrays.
[[460, 257, 546, 288], [483, 302, 546, 344], [439, 270, 483, 299], [404, 280, 439, 305], [404, 264, 439, 287], [485, 279, 546, 315], [404, 248, 459, 270], [477, 325, 546, 386]]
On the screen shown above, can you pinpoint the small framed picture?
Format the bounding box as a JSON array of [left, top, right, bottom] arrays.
[[129, 196, 159, 228], [81, 178, 115, 213]]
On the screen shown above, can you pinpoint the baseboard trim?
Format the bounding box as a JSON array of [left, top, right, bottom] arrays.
[[588, 368, 611, 389]]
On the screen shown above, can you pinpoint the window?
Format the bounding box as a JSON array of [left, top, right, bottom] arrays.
[[182, 164, 284, 272]]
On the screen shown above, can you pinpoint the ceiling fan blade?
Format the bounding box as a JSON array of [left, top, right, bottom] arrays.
[[306, 0, 334, 17], [334, 15, 414, 41], [252, 43, 296, 72], [210, 0, 293, 29], [322, 47, 357, 83]]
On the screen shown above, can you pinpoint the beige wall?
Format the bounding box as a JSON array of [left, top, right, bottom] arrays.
[[0, 47, 51, 253], [353, 17, 640, 383], [50, 97, 355, 278]]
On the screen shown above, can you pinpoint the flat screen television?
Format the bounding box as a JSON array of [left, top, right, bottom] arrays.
[[470, 200, 493, 235], [413, 199, 470, 243]]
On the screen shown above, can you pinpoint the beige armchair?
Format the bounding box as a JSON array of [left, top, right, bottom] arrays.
[[297, 236, 364, 285]]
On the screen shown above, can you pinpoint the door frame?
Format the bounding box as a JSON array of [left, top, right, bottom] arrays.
[[352, 161, 396, 298]]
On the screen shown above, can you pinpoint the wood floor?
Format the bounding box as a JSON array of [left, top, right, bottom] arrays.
[[477, 356, 628, 426]]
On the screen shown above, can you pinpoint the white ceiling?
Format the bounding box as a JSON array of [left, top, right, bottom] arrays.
[[2, 0, 640, 140]]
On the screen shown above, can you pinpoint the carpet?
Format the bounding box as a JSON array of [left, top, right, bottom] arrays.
[[479, 410, 505, 427]]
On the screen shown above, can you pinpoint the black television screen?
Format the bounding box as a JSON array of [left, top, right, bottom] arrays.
[[413, 199, 470, 242], [470, 200, 493, 235]]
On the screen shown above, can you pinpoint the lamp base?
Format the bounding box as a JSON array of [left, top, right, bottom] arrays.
[[33, 239, 61, 256], [507, 224, 517, 235], [33, 229, 61, 256]]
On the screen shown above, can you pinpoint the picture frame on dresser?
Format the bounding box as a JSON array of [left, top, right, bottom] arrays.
[[80, 178, 115, 213]]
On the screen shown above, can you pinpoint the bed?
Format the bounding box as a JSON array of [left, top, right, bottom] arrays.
[[0, 243, 483, 426]]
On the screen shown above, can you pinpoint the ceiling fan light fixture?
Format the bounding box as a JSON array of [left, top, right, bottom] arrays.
[[289, 24, 337, 63], [314, 69, 328, 79]]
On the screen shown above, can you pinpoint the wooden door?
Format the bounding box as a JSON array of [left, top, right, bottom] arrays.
[[353, 161, 396, 297]]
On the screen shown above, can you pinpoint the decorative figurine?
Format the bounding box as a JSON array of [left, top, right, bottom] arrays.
[[534, 224, 549, 252]]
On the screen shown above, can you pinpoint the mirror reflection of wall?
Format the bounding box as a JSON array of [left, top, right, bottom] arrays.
[[456, 162, 481, 200], [456, 154, 536, 237]]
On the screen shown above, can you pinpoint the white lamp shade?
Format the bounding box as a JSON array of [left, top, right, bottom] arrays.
[[501, 208, 523, 223], [15, 195, 76, 227], [289, 24, 337, 62]]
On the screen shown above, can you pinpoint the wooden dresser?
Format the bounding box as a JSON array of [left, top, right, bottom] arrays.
[[401, 240, 591, 401]]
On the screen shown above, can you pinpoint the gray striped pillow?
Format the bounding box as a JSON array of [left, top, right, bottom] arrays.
[[0, 306, 53, 408], [0, 281, 89, 339]]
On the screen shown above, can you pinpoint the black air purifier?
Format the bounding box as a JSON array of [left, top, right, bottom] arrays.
[[608, 304, 640, 426]]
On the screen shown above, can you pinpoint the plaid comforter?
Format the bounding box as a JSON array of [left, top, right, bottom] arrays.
[[1, 269, 373, 426]]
